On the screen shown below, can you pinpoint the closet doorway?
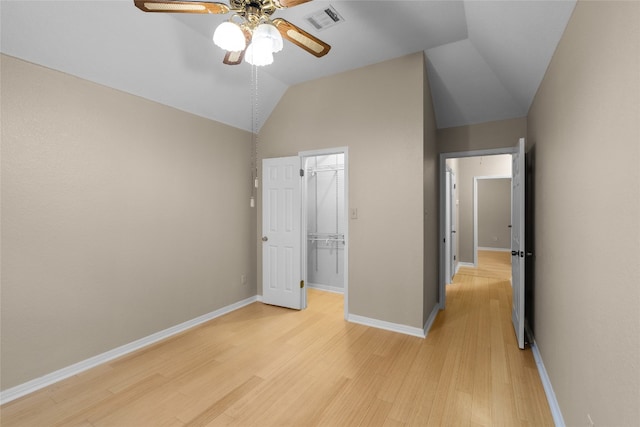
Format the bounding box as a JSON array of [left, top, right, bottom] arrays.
[[300, 148, 349, 319]]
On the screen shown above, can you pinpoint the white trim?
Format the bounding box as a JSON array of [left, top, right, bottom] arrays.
[[423, 304, 440, 338], [299, 146, 349, 321], [454, 263, 459, 275], [457, 262, 475, 269], [0, 295, 258, 405], [307, 283, 344, 294], [439, 146, 518, 309], [478, 247, 511, 252], [348, 314, 426, 338], [527, 327, 566, 427]]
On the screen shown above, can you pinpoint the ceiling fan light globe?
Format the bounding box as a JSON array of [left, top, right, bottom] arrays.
[[253, 23, 283, 53], [245, 40, 274, 66], [213, 21, 246, 52]]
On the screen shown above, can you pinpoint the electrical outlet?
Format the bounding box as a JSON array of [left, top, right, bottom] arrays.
[[350, 208, 358, 219], [587, 414, 594, 427], [241, 274, 247, 286]]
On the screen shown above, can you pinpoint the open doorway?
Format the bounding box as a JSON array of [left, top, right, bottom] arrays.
[[443, 154, 512, 281], [300, 147, 349, 319], [474, 176, 512, 261], [439, 148, 517, 309], [439, 140, 527, 349]]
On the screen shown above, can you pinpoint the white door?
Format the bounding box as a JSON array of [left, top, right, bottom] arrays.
[[450, 170, 457, 281], [444, 167, 457, 284], [445, 169, 452, 283], [511, 138, 526, 349], [262, 156, 304, 310]]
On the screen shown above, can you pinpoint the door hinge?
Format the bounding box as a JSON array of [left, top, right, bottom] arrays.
[[300, 168, 304, 177], [300, 280, 305, 289]]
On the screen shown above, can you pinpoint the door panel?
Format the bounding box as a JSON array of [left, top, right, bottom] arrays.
[[262, 156, 303, 310], [445, 168, 452, 283], [511, 138, 526, 349], [445, 167, 457, 284], [450, 170, 457, 280]]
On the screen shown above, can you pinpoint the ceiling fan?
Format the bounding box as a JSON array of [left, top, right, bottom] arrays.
[[134, 0, 331, 66]]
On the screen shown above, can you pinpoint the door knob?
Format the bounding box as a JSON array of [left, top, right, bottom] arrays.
[[262, 236, 268, 242]]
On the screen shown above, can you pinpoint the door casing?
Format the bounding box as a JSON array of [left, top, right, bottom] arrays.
[[438, 147, 518, 309]]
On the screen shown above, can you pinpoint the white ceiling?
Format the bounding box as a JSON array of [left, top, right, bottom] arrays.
[[0, 0, 576, 131]]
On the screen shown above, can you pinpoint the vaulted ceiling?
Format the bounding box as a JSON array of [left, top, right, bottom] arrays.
[[0, 0, 576, 132]]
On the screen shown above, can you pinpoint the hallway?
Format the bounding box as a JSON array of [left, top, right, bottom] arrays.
[[1, 251, 552, 426], [433, 250, 551, 425]]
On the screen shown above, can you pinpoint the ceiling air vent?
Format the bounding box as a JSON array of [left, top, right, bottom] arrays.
[[305, 6, 344, 31]]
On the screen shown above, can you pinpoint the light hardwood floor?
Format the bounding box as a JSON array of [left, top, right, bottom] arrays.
[[1, 251, 552, 426]]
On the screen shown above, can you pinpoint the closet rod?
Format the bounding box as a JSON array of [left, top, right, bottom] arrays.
[[308, 236, 344, 240], [307, 167, 344, 173]]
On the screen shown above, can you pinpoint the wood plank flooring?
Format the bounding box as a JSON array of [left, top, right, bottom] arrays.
[[1, 251, 553, 426]]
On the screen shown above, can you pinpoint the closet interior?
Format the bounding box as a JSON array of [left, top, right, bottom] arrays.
[[305, 154, 345, 293]]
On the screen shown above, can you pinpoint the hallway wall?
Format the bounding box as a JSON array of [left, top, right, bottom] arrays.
[[477, 178, 511, 250], [438, 117, 526, 153], [527, 1, 640, 424]]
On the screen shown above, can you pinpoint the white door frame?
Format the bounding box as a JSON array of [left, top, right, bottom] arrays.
[[439, 147, 517, 309], [299, 147, 349, 320], [445, 167, 452, 283], [473, 175, 512, 265]]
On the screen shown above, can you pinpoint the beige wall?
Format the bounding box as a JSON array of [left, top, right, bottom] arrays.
[[477, 178, 511, 250], [527, 1, 640, 425], [1, 55, 256, 390], [259, 53, 434, 329], [438, 117, 526, 153]]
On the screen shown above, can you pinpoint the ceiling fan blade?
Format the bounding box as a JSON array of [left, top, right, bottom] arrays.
[[134, 0, 230, 14], [223, 50, 244, 65], [272, 18, 330, 58], [273, 0, 312, 8]]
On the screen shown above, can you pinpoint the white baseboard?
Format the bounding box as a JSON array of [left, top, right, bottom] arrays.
[[348, 314, 426, 338], [527, 327, 565, 427], [423, 304, 440, 338], [0, 295, 258, 405], [457, 262, 475, 270], [308, 283, 344, 294], [478, 247, 511, 252]]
